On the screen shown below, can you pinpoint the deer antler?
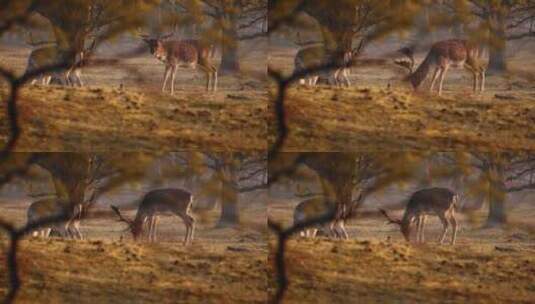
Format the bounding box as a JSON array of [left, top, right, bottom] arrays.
[[110, 205, 133, 226], [378, 208, 402, 225], [394, 46, 415, 74]]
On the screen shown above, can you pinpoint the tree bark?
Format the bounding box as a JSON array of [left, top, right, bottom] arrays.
[[487, 9, 508, 73], [34, 153, 91, 206], [216, 154, 240, 227], [303, 153, 357, 216], [218, 190, 240, 227], [219, 10, 241, 74], [486, 162, 507, 227]]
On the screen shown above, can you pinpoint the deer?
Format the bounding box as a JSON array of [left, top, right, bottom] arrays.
[[405, 39, 486, 96], [293, 197, 350, 239], [25, 37, 96, 87], [141, 34, 217, 93], [27, 198, 84, 239], [294, 46, 355, 87], [379, 187, 459, 245], [110, 188, 195, 245]]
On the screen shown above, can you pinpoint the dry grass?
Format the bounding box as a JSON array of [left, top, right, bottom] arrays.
[[0, 238, 266, 304], [268, 197, 535, 303], [0, 86, 266, 151]]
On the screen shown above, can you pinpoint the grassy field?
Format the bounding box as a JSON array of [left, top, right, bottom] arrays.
[[268, 197, 535, 303], [0, 199, 267, 303], [0, 40, 267, 151], [268, 46, 535, 151]]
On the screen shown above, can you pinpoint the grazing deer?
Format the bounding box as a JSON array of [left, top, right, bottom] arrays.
[[111, 188, 195, 245], [294, 46, 354, 87], [27, 198, 84, 239], [293, 197, 349, 239], [141, 35, 217, 93], [379, 187, 459, 245], [406, 39, 486, 96]]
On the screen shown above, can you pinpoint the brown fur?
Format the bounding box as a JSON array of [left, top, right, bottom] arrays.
[[144, 38, 218, 92], [407, 39, 486, 95]]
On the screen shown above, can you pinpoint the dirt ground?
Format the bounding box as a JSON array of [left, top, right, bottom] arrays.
[[268, 197, 535, 303], [0, 199, 267, 303], [268, 46, 535, 151], [0, 39, 267, 151]]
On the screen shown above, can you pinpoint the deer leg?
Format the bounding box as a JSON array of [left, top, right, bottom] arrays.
[[213, 70, 218, 91], [74, 221, 83, 240], [178, 213, 195, 245], [438, 214, 450, 244], [162, 65, 171, 93], [472, 70, 478, 93], [344, 68, 351, 87], [415, 216, 422, 243], [150, 216, 157, 242], [420, 215, 427, 243], [44, 75, 52, 86], [449, 210, 458, 245], [338, 220, 349, 240], [312, 76, 319, 86], [334, 69, 342, 87], [429, 67, 441, 92], [75, 69, 83, 87], [480, 70, 485, 92], [437, 66, 448, 96], [65, 70, 73, 87], [170, 65, 177, 95], [153, 216, 159, 242]]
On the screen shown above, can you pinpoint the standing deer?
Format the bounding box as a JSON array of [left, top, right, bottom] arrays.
[[111, 188, 195, 245], [293, 197, 349, 239], [406, 39, 486, 96], [379, 187, 459, 245], [27, 198, 84, 239], [141, 35, 217, 93], [294, 46, 354, 87]]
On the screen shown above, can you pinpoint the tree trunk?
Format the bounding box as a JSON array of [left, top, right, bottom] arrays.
[[35, 153, 91, 206], [216, 155, 240, 227], [488, 46, 507, 73], [218, 191, 240, 227], [486, 162, 507, 227], [219, 11, 240, 74], [304, 153, 357, 217], [487, 10, 508, 73]]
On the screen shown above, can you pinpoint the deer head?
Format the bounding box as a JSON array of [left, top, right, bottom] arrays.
[[110, 205, 142, 240], [140, 34, 169, 62], [394, 46, 415, 74], [379, 208, 411, 242]]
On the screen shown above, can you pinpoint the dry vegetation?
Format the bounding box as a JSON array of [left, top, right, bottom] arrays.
[[0, 41, 267, 151], [0, 199, 267, 303], [268, 197, 535, 303], [268, 46, 535, 151]]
